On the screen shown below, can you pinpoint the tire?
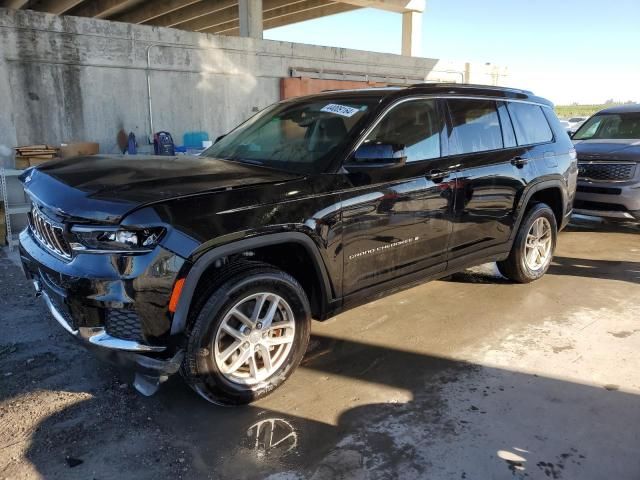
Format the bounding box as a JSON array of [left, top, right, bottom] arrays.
[[181, 262, 311, 406], [497, 203, 558, 283]]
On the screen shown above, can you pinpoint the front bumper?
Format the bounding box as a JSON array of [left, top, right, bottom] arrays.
[[572, 207, 640, 221], [36, 278, 165, 352], [19, 227, 187, 393], [39, 279, 183, 392], [574, 177, 640, 221]]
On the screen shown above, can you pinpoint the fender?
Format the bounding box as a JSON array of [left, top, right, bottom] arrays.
[[170, 232, 334, 334], [509, 177, 568, 243]]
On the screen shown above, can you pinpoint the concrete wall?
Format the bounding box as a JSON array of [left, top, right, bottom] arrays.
[[0, 8, 447, 166], [0, 9, 509, 168]]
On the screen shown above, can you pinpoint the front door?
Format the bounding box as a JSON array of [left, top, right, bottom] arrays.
[[339, 98, 458, 297]]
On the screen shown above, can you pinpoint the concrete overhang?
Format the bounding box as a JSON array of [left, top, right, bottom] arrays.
[[1, 1, 363, 33], [2, 0, 425, 54], [338, 0, 424, 13]]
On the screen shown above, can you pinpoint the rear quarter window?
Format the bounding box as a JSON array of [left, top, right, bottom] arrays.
[[507, 102, 554, 146]]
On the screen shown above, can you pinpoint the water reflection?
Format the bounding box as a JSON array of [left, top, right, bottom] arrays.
[[246, 418, 298, 459]]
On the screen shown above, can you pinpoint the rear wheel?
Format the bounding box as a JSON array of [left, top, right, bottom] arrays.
[[182, 263, 311, 405], [497, 203, 557, 283]]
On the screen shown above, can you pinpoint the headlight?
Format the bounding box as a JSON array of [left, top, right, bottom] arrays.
[[70, 226, 165, 253]]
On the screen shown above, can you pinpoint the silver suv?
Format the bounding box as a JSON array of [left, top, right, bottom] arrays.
[[572, 104, 640, 221]]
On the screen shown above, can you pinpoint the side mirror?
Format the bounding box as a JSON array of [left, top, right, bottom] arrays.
[[345, 143, 407, 170]]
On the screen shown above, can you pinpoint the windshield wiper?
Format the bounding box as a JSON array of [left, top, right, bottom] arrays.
[[222, 155, 265, 166], [235, 158, 264, 165]]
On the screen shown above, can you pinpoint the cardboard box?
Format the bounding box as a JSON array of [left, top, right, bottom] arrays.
[[15, 158, 30, 169], [59, 142, 99, 159], [29, 157, 54, 167]]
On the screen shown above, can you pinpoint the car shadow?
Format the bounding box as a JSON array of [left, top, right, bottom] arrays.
[[548, 256, 640, 284], [439, 262, 511, 285], [16, 333, 640, 480], [441, 255, 640, 286], [440, 217, 639, 286]]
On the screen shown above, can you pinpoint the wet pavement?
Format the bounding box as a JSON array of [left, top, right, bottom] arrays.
[[1, 217, 639, 479]]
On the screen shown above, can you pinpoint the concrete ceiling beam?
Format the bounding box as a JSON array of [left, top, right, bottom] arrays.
[[264, 2, 359, 29], [112, 0, 202, 24], [30, 0, 85, 14], [175, 0, 306, 32], [1, 0, 31, 9], [70, 0, 143, 18], [175, 4, 238, 31], [144, 0, 235, 28]]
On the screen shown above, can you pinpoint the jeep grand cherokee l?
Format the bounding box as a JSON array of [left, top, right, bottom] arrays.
[[572, 103, 640, 221], [19, 84, 577, 405]]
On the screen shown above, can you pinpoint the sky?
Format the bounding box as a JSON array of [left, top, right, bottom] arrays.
[[264, 0, 640, 106]]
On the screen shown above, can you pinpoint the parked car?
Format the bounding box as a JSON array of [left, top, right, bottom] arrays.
[[572, 104, 640, 221], [559, 119, 571, 132], [18, 84, 577, 405]]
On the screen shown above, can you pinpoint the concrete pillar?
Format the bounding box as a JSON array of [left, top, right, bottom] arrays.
[[239, 0, 263, 39], [401, 10, 422, 57], [0, 56, 18, 166]]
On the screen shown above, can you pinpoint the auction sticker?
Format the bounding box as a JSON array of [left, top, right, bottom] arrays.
[[321, 104, 360, 117]]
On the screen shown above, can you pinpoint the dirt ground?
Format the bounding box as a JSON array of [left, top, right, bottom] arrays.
[[1, 217, 639, 480]]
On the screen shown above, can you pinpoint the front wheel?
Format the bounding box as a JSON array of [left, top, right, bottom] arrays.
[[182, 263, 311, 405], [497, 203, 558, 283]]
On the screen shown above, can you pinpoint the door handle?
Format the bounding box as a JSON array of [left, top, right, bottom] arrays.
[[426, 169, 449, 182], [511, 156, 529, 168]]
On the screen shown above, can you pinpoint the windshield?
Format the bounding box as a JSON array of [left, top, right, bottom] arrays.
[[202, 97, 378, 174], [573, 112, 640, 140]]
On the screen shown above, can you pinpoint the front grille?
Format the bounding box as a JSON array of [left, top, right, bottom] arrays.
[[577, 162, 636, 181], [574, 200, 628, 212], [105, 310, 142, 341], [29, 207, 72, 259]]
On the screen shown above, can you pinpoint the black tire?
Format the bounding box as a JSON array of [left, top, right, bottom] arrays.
[[497, 203, 558, 283], [181, 262, 311, 406]]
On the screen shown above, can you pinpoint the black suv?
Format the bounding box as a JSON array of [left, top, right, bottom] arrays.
[[19, 84, 577, 405]]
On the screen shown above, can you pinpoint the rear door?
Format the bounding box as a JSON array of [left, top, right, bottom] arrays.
[[507, 101, 561, 180], [444, 98, 538, 267], [340, 98, 457, 296]]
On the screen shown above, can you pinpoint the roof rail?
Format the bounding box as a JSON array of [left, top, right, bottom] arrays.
[[319, 86, 402, 93], [407, 82, 534, 96]]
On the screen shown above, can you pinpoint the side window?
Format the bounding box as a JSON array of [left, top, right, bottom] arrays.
[[497, 102, 517, 148], [362, 100, 442, 162], [507, 102, 554, 145], [448, 100, 503, 155]]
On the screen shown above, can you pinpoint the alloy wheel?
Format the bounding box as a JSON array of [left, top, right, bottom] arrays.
[[213, 292, 296, 386], [524, 217, 553, 271]]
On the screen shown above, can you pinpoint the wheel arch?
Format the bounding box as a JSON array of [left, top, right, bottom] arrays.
[[511, 179, 568, 243], [170, 232, 334, 335]]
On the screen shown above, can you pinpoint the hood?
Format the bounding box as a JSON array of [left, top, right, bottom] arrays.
[[573, 139, 640, 162], [22, 155, 301, 224]]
